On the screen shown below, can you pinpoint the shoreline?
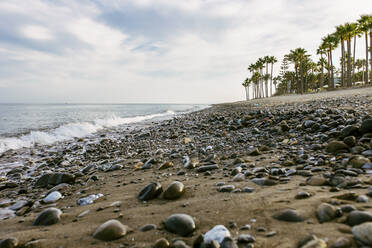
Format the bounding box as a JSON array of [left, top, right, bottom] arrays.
[[0, 88, 372, 247]]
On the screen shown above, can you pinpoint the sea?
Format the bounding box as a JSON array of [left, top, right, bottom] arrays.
[[0, 103, 208, 155]]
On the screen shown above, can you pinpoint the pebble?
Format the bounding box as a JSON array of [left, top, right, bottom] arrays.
[[43, 191, 62, 203], [218, 185, 235, 193], [77, 193, 103, 206], [204, 225, 231, 244], [153, 238, 170, 248], [33, 207, 62, 226], [173, 240, 190, 248], [242, 187, 254, 193], [0, 238, 19, 248], [359, 118, 372, 134], [332, 237, 352, 248], [347, 210, 372, 226], [237, 234, 255, 243], [295, 191, 311, 199], [164, 214, 195, 236], [220, 237, 238, 248], [306, 176, 327, 186], [272, 209, 305, 222], [138, 182, 163, 201], [352, 222, 372, 246], [357, 195, 369, 203], [93, 219, 127, 241], [196, 164, 219, 173], [163, 181, 185, 200], [139, 224, 156, 232], [316, 203, 339, 223]]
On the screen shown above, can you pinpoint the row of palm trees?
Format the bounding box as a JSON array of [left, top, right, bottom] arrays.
[[242, 56, 278, 99], [242, 14, 372, 99]]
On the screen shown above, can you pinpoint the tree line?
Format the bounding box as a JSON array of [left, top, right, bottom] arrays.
[[242, 14, 372, 100]]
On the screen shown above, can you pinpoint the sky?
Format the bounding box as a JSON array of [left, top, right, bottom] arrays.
[[0, 0, 371, 104]]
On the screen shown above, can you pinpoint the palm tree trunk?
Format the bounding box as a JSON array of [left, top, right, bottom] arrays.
[[330, 50, 334, 89], [341, 40, 345, 87], [347, 37, 352, 87], [270, 63, 273, 97], [320, 54, 324, 88], [365, 32, 369, 85], [370, 32, 372, 84], [353, 35, 357, 84], [265, 64, 268, 98]]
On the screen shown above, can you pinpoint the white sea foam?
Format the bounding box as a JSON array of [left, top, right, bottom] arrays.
[[0, 111, 176, 154]]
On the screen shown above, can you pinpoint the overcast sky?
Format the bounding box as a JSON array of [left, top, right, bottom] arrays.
[[0, 0, 371, 103]]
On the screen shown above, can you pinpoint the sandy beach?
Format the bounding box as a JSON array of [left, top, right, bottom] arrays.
[[1, 87, 372, 248]]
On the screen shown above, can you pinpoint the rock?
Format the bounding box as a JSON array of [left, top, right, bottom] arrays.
[[43, 191, 62, 203], [35, 173, 75, 187], [326, 141, 349, 153], [204, 225, 231, 244], [347, 211, 372, 226], [295, 191, 311, 199], [33, 208, 62, 226], [164, 214, 195, 236], [77, 193, 103, 206], [272, 209, 305, 222], [307, 176, 327, 186], [343, 136, 356, 147], [242, 187, 254, 193], [9, 200, 29, 211], [23, 239, 47, 248], [173, 240, 190, 248], [232, 173, 245, 182], [360, 119, 372, 134], [237, 234, 255, 243], [248, 148, 261, 156], [349, 156, 370, 168], [163, 181, 185, 200], [220, 237, 238, 248], [300, 238, 327, 248], [352, 222, 372, 246], [218, 185, 235, 193], [93, 219, 127, 241], [357, 195, 369, 203], [341, 125, 358, 137], [332, 237, 352, 248], [0, 209, 15, 220], [140, 224, 157, 232], [138, 182, 163, 201], [196, 164, 219, 173], [316, 203, 338, 223], [159, 161, 173, 170], [0, 238, 19, 248], [153, 238, 170, 248]]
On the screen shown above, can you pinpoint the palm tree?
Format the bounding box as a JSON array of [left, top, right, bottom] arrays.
[[242, 78, 251, 100], [352, 23, 362, 83], [335, 25, 347, 87], [343, 23, 358, 87], [317, 57, 327, 89], [321, 34, 339, 89], [317, 44, 327, 88], [263, 56, 271, 97], [272, 76, 280, 94], [251, 72, 261, 99], [287, 48, 310, 93], [358, 15, 370, 84], [269, 56, 278, 97], [256, 58, 265, 98]]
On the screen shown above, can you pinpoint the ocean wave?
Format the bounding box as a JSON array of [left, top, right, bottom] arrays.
[[0, 110, 176, 154]]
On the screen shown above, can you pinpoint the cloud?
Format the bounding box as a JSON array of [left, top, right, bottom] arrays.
[[0, 0, 371, 103]]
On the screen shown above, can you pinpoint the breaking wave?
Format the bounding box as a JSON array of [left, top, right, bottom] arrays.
[[0, 111, 176, 154]]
